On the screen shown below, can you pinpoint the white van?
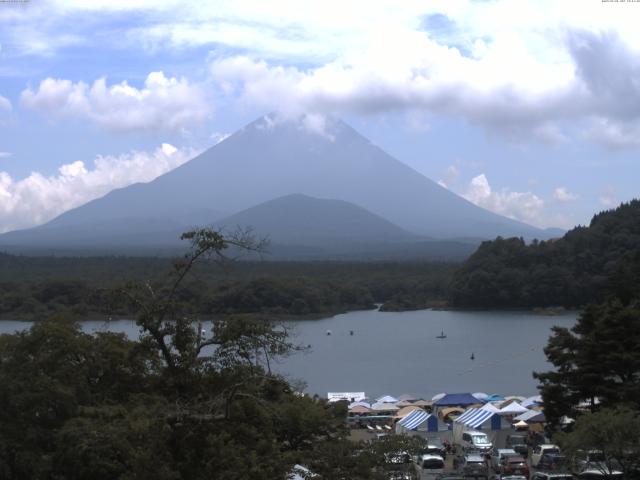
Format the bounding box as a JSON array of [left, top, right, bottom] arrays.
[[460, 431, 493, 453]]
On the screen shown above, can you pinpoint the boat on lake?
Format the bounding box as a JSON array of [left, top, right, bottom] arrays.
[[436, 330, 447, 339]]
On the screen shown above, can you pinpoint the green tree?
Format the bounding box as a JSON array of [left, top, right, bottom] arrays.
[[534, 300, 640, 429], [554, 407, 640, 479]]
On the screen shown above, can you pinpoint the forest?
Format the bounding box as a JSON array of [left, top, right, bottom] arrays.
[[449, 200, 640, 309], [0, 253, 456, 320]]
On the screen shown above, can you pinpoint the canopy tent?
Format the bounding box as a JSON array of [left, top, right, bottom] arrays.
[[395, 409, 439, 434], [499, 402, 529, 415], [514, 420, 529, 429], [514, 409, 540, 422], [480, 402, 501, 413], [434, 393, 481, 407], [438, 407, 464, 418], [370, 402, 400, 411], [472, 392, 489, 402], [348, 401, 371, 409], [527, 412, 546, 423], [485, 394, 505, 402], [397, 394, 418, 402], [505, 395, 526, 402], [411, 399, 432, 408], [395, 405, 423, 419], [455, 408, 499, 429], [522, 395, 542, 407], [431, 393, 446, 402], [348, 405, 371, 414], [376, 395, 399, 403]]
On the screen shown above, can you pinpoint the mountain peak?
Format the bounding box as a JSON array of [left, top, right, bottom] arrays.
[[243, 112, 353, 143]]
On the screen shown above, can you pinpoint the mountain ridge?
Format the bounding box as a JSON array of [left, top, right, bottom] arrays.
[[0, 113, 558, 257]]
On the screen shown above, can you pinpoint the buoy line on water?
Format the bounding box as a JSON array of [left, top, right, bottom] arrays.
[[456, 345, 539, 376]]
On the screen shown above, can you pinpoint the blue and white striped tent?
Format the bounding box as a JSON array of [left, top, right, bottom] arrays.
[[396, 409, 438, 433], [454, 408, 503, 430]]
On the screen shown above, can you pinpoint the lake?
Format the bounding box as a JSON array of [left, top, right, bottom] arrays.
[[0, 308, 575, 400]]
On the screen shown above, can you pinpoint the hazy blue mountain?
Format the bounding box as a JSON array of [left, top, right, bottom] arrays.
[[0, 113, 554, 255], [215, 193, 419, 246]]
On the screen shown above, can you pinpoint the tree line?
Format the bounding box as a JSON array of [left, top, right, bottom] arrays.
[[450, 200, 640, 309]]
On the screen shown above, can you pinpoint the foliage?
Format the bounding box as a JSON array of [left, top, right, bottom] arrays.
[[0, 255, 456, 320], [554, 407, 640, 479], [534, 299, 640, 429], [0, 228, 421, 478], [450, 200, 640, 308]]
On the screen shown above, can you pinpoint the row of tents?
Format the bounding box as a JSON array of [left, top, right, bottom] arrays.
[[341, 391, 546, 434]]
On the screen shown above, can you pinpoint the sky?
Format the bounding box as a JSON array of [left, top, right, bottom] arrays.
[[1, 0, 639, 234]]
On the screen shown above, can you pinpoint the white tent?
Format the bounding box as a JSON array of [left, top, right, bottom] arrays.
[[396, 409, 440, 434], [376, 395, 399, 403], [522, 395, 542, 407], [514, 409, 538, 422], [473, 392, 489, 401], [500, 402, 529, 415], [431, 393, 446, 401], [371, 402, 400, 411], [348, 400, 371, 409], [480, 402, 501, 413]]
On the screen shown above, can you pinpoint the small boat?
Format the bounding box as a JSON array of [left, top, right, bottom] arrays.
[[350, 330, 354, 336], [326, 330, 332, 336], [470, 352, 475, 360], [436, 330, 447, 339]]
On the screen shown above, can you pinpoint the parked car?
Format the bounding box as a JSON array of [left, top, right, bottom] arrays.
[[531, 445, 561, 468], [455, 452, 489, 479], [577, 463, 624, 480], [415, 454, 445, 479], [537, 453, 567, 471], [489, 475, 527, 480], [490, 449, 517, 471], [530, 472, 574, 480], [505, 434, 528, 456], [424, 437, 448, 459], [498, 455, 529, 478]]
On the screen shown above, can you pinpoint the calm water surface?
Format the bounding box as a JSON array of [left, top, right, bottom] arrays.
[[0, 309, 575, 400]]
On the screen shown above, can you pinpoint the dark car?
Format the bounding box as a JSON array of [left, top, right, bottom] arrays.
[[538, 453, 567, 471], [505, 435, 528, 456], [499, 456, 529, 478], [455, 453, 489, 479]]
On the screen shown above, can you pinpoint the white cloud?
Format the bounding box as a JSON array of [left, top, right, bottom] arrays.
[[0, 152, 12, 159], [20, 72, 211, 132], [0, 144, 198, 233], [437, 165, 460, 189], [0, 95, 11, 112], [210, 132, 231, 144], [462, 174, 546, 227], [553, 187, 578, 203], [4, 1, 640, 146], [599, 186, 617, 208]]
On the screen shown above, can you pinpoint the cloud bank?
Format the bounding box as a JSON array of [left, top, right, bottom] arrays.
[[21, 72, 211, 132], [0, 144, 197, 233]]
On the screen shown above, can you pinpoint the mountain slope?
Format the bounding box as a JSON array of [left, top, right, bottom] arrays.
[[215, 193, 419, 246], [0, 114, 553, 254], [449, 199, 640, 308]]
